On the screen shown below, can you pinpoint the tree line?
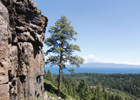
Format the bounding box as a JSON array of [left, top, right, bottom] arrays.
[[44, 70, 134, 100], [64, 73, 140, 98]]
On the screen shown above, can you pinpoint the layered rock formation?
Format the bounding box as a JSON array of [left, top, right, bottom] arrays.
[[0, 0, 48, 99]]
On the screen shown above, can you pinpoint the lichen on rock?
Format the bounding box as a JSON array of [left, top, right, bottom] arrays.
[[0, 0, 48, 100]]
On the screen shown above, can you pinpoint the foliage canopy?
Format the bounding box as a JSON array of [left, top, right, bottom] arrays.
[[45, 15, 84, 70]]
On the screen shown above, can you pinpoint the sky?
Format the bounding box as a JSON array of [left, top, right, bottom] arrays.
[[34, 0, 140, 65]]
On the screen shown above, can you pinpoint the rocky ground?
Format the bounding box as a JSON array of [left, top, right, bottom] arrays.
[[44, 93, 64, 100]]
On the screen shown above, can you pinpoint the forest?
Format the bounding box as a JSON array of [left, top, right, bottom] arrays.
[[43, 70, 140, 100], [64, 73, 140, 98]]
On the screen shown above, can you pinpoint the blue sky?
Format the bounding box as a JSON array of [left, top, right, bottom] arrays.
[[34, 0, 140, 65]]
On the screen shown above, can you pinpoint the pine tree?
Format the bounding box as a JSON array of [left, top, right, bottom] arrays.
[[43, 70, 47, 79], [45, 15, 84, 96], [115, 94, 123, 100], [46, 70, 54, 82], [95, 84, 104, 100], [78, 79, 91, 100]]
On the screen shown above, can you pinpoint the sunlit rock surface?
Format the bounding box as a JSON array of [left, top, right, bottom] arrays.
[[0, 0, 48, 99]]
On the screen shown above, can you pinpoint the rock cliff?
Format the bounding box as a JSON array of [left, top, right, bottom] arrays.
[[0, 0, 48, 99]]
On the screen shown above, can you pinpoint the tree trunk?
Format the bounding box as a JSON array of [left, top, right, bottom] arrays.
[[57, 66, 62, 97], [57, 41, 63, 97]]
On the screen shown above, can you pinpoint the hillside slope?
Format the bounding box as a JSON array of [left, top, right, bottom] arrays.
[[64, 73, 140, 98], [44, 71, 139, 100]]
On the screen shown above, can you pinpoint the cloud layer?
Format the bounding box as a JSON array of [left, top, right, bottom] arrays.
[[83, 54, 140, 65]]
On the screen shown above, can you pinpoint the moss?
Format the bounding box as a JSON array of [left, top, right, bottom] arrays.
[[28, 96, 45, 100]]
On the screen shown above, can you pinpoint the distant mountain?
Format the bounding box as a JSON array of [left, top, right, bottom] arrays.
[[79, 62, 140, 68], [46, 62, 140, 68]]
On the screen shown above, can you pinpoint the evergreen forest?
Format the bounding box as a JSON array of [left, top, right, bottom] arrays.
[[43, 70, 140, 100]]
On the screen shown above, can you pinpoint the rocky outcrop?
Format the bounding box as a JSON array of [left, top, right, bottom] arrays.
[[44, 93, 64, 100], [0, 0, 48, 100]]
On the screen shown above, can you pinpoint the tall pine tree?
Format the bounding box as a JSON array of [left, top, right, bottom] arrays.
[[45, 15, 84, 96]]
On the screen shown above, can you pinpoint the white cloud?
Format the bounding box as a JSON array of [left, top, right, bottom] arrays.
[[83, 54, 101, 63], [83, 54, 140, 65], [45, 54, 140, 66]]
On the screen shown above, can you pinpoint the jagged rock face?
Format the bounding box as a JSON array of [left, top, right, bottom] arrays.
[[0, 2, 11, 100], [0, 0, 48, 100]]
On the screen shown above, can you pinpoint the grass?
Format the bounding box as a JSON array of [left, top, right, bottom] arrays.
[[44, 79, 76, 100]]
